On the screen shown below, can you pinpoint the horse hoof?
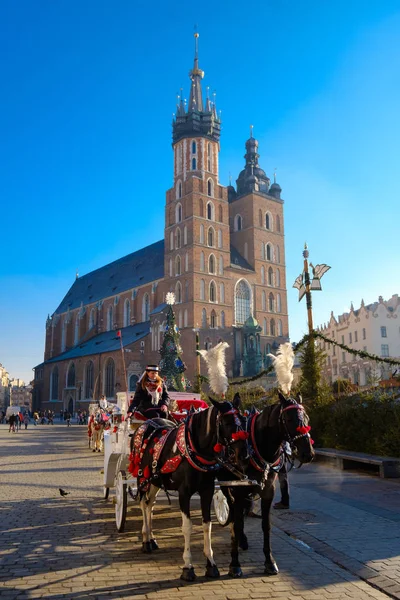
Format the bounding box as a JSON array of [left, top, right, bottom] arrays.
[[239, 533, 248, 551], [150, 538, 159, 550], [264, 561, 279, 575], [142, 542, 153, 554], [228, 566, 243, 578], [92, 449, 96, 452], [180, 567, 196, 582], [205, 564, 220, 578]]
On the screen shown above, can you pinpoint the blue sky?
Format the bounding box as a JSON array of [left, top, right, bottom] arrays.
[[1, 1, 399, 383]]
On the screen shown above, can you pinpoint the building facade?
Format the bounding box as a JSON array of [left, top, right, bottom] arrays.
[[317, 294, 400, 386], [0, 364, 11, 411], [33, 36, 289, 414]]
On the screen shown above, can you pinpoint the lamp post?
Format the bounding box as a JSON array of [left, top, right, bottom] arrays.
[[293, 243, 331, 336], [293, 244, 331, 401]]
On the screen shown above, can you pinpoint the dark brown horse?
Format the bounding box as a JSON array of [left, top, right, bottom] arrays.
[[129, 397, 248, 581], [218, 391, 315, 577]]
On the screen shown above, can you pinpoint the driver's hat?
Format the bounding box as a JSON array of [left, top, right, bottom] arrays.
[[146, 365, 159, 372]]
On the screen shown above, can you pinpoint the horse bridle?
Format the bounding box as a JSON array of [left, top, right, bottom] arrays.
[[280, 401, 311, 448]]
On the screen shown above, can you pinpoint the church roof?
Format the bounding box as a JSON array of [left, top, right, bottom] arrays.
[[46, 322, 150, 364], [230, 245, 254, 271], [54, 240, 164, 315]]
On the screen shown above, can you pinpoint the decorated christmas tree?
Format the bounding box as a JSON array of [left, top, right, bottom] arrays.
[[159, 293, 189, 391]]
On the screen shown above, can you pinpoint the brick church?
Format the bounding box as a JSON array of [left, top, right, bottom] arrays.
[[33, 35, 289, 414]]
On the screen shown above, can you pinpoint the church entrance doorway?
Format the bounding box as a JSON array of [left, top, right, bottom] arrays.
[[68, 397, 74, 416]]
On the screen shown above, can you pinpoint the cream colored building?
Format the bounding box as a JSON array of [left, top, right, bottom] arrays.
[[0, 364, 11, 410], [317, 294, 400, 386]]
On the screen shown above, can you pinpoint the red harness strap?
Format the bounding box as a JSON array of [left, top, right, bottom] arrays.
[[152, 428, 183, 474]]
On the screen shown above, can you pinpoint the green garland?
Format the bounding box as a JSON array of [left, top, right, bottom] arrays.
[[314, 331, 400, 367], [227, 331, 400, 387]]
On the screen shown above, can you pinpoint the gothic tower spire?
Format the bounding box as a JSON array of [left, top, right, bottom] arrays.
[[188, 32, 204, 112]]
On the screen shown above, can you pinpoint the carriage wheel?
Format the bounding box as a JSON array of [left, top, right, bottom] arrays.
[[103, 486, 110, 500], [115, 470, 128, 532], [213, 490, 232, 526]]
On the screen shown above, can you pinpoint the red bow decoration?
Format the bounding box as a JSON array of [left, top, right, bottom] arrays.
[[143, 466, 151, 479], [112, 426, 118, 434], [213, 443, 224, 453], [310, 438, 315, 445], [231, 431, 249, 441], [296, 425, 311, 434]]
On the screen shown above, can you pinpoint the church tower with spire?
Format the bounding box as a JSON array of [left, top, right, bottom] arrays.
[[163, 33, 233, 375]]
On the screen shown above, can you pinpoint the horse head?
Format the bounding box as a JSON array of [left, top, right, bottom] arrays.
[[278, 391, 314, 464], [209, 396, 249, 470]]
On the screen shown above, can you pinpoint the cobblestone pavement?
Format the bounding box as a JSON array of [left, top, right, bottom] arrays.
[[0, 423, 399, 600]]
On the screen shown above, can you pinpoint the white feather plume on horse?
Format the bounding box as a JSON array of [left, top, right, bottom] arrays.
[[267, 342, 294, 395], [198, 342, 229, 397]]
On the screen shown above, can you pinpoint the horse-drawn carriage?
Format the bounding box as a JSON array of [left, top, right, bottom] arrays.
[[102, 392, 208, 532]]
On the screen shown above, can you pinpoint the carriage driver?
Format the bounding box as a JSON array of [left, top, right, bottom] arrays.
[[127, 365, 170, 420]]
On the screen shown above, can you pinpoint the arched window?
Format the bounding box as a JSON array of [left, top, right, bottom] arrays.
[[207, 227, 214, 247], [235, 280, 251, 325], [269, 293, 275, 312], [270, 319, 276, 336], [201, 308, 207, 328], [175, 227, 181, 248], [266, 243, 273, 261], [221, 311, 226, 328], [261, 266, 265, 285], [220, 282, 225, 303], [169, 230, 174, 251], [142, 294, 150, 321], [200, 279, 205, 300], [244, 242, 248, 260], [259, 209, 263, 227], [124, 299, 131, 327], [183, 226, 187, 245], [276, 269, 280, 287], [192, 157, 197, 170], [200, 251, 205, 271], [175, 204, 182, 224], [276, 215, 281, 232], [200, 223, 204, 244], [207, 179, 214, 197], [265, 212, 273, 230], [61, 320, 66, 352], [178, 311, 183, 328], [175, 255, 181, 276], [107, 305, 113, 331], [209, 281, 216, 303], [206, 200, 214, 219], [262, 291, 266, 311], [268, 267, 274, 286], [50, 367, 59, 400], [209, 254, 215, 274], [218, 205, 223, 223], [261, 242, 265, 260], [184, 280, 189, 302], [210, 310, 217, 328], [276, 245, 280, 263], [105, 358, 115, 398], [185, 253, 189, 272], [192, 140, 197, 154], [89, 308, 95, 330], [278, 319, 283, 336], [217, 230, 222, 248], [175, 281, 182, 303], [234, 214, 242, 231], [169, 258, 173, 277], [176, 180, 182, 200], [74, 316, 79, 345], [219, 255, 223, 275], [276, 293, 281, 312], [184, 309, 188, 327], [263, 318, 267, 335], [85, 361, 94, 399], [207, 142, 212, 171], [67, 362, 75, 387], [129, 374, 138, 392], [199, 198, 204, 217]]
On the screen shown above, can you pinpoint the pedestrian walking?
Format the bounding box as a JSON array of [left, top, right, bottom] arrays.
[[65, 412, 71, 427], [23, 414, 29, 430], [8, 414, 16, 433]]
